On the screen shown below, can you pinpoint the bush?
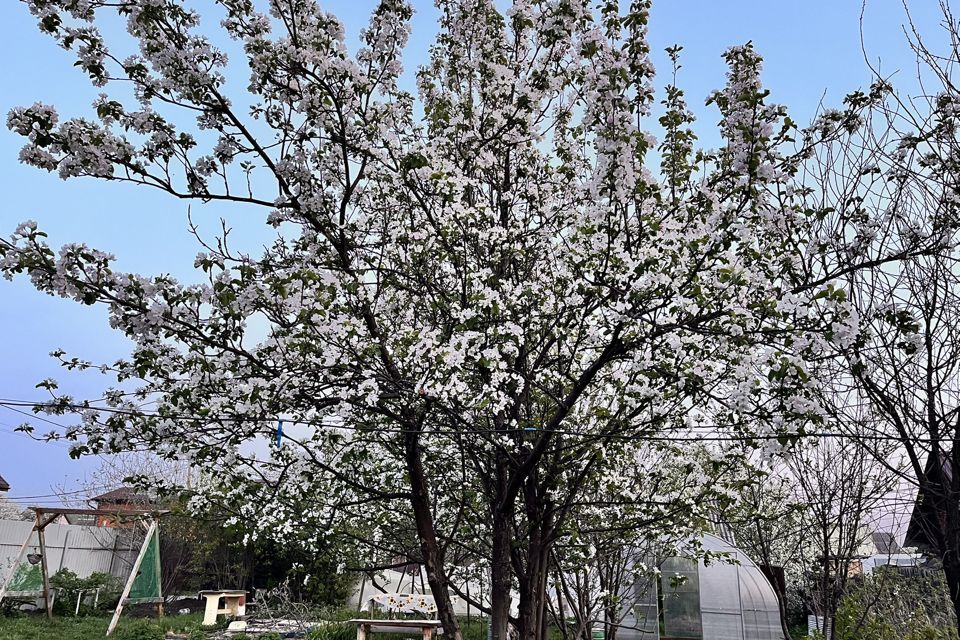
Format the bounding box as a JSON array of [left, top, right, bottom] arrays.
[[307, 621, 356, 640], [834, 569, 958, 640], [111, 619, 165, 640], [49, 568, 121, 615], [458, 618, 489, 640]]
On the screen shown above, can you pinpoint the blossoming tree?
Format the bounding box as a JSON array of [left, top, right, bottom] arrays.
[[0, 1, 944, 639]]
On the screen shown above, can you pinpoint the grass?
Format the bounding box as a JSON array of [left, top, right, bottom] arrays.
[[0, 612, 205, 640], [0, 608, 496, 640]]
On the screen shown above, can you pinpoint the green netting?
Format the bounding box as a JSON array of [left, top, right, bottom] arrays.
[[6, 560, 42, 594], [127, 526, 162, 603]]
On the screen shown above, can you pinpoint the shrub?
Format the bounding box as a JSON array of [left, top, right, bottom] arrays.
[[307, 621, 356, 640], [49, 568, 121, 615], [112, 619, 165, 640], [834, 569, 958, 640]]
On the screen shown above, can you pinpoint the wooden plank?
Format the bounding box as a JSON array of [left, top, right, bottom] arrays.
[[122, 597, 164, 605], [37, 514, 52, 620], [349, 620, 442, 626], [106, 519, 158, 637], [32, 507, 169, 518]]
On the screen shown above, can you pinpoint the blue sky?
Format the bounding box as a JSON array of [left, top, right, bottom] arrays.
[[0, 0, 946, 503]]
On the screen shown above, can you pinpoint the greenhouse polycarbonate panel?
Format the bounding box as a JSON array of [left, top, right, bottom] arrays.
[[698, 556, 744, 640], [701, 612, 744, 640], [698, 560, 743, 615], [616, 575, 659, 639], [736, 557, 784, 640], [661, 557, 702, 639]]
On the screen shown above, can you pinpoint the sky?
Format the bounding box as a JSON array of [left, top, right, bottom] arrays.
[[0, 1, 948, 507]]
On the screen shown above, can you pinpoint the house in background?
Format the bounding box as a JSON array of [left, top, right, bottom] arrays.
[[0, 474, 9, 493], [90, 487, 157, 527], [857, 530, 925, 575]]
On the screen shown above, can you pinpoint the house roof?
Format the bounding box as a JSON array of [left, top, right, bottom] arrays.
[[0, 474, 9, 492], [91, 487, 152, 504], [871, 531, 901, 555], [905, 451, 953, 550]]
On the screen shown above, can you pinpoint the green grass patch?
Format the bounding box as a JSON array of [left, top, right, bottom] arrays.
[[0, 612, 205, 640], [0, 608, 500, 640]]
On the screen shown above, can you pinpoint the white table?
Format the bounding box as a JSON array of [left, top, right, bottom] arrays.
[[199, 589, 247, 626], [350, 618, 443, 640]]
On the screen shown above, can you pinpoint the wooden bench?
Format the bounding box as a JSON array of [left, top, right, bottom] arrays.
[[349, 618, 443, 640], [199, 590, 247, 626]]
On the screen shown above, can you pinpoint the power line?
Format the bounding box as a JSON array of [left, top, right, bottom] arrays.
[[0, 424, 74, 450], [0, 403, 78, 431], [0, 397, 941, 444], [5, 485, 116, 501]]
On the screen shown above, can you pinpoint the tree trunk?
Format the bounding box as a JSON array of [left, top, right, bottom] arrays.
[[945, 456, 960, 639], [550, 567, 571, 640], [516, 473, 554, 640], [758, 564, 791, 640], [937, 492, 960, 638], [405, 432, 463, 640], [491, 457, 514, 640], [774, 579, 792, 640], [919, 459, 960, 638], [516, 541, 551, 640], [598, 557, 620, 640]]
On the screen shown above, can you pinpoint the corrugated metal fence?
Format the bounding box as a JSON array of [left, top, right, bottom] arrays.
[[0, 518, 140, 590]]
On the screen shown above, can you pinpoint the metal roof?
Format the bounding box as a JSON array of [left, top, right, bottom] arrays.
[[91, 487, 152, 504], [871, 531, 901, 555]]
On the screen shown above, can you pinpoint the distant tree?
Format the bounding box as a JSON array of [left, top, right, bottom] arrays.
[[0, 495, 25, 521], [0, 1, 944, 639], [52, 452, 352, 601], [790, 437, 896, 638], [834, 248, 960, 631], [733, 434, 897, 638], [822, 7, 960, 630]]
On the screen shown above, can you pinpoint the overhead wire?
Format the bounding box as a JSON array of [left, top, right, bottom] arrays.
[[0, 402, 82, 432], [0, 397, 942, 444], [5, 486, 116, 501], [0, 423, 74, 450]]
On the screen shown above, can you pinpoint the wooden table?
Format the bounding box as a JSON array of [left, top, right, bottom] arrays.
[[198, 590, 247, 626], [349, 618, 443, 640]]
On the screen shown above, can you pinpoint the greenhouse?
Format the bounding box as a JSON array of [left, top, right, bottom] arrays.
[[619, 534, 785, 640]]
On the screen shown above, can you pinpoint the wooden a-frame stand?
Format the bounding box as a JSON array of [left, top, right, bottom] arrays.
[[0, 506, 166, 636]]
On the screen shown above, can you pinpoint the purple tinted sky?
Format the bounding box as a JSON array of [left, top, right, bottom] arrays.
[[0, 1, 946, 505]]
